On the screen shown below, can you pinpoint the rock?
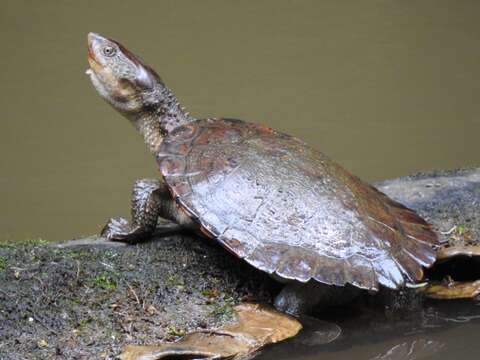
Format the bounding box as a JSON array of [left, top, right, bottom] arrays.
[[0, 234, 276, 358], [0, 168, 478, 359], [375, 167, 480, 243]]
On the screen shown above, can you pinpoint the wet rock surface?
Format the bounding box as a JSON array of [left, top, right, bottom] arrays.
[[0, 168, 478, 359], [376, 167, 480, 243]]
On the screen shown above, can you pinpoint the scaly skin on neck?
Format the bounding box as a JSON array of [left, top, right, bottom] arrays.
[[129, 85, 195, 152]]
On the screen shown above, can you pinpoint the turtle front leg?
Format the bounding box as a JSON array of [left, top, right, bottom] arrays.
[[102, 178, 173, 243]]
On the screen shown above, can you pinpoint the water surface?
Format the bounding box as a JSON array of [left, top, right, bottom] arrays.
[[0, 0, 479, 242], [258, 299, 480, 360]]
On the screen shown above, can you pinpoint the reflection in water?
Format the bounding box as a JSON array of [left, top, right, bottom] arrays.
[[371, 339, 445, 360], [256, 298, 480, 360], [296, 316, 342, 346], [442, 315, 480, 323]]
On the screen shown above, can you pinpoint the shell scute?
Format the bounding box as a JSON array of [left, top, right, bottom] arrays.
[[158, 156, 186, 177], [313, 256, 350, 286], [245, 243, 288, 274], [274, 247, 319, 283]]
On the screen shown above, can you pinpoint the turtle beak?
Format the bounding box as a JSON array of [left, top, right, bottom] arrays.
[[87, 32, 107, 75], [88, 32, 106, 51]]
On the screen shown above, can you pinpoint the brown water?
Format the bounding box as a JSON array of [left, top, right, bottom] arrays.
[[259, 299, 480, 360], [0, 1, 479, 358]]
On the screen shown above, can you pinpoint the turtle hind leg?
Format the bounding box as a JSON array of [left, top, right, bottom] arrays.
[[274, 281, 361, 316], [102, 178, 182, 243]]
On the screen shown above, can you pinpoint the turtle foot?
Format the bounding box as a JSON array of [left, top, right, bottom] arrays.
[[101, 217, 149, 244]]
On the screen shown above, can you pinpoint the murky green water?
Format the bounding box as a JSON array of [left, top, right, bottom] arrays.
[[0, 1, 479, 358]]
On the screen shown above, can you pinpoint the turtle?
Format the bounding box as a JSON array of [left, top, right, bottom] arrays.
[[86, 33, 441, 315]]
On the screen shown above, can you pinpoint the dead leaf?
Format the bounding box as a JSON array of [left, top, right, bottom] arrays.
[[436, 244, 480, 261], [421, 280, 480, 299], [119, 303, 302, 360], [37, 339, 48, 348]]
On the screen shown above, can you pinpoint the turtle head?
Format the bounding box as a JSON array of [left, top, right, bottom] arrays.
[[87, 33, 194, 152], [86, 32, 163, 118]]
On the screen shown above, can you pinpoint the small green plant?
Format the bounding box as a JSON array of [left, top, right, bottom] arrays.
[[166, 324, 186, 337], [201, 288, 219, 298], [67, 249, 92, 260], [166, 274, 185, 289], [0, 238, 48, 247], [456, 224, 466, 235], [78, 317, 93, 329], [92, 274, 117, 290], [0, 256, 6, 271], [21, 238, 49, 246], [450, 224, 472, 242], [209, 296, 235, 319]]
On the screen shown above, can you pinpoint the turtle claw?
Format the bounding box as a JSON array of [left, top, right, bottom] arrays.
[[101, 217, 146, 244]]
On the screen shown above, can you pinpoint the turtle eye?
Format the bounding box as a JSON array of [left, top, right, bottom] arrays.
[[102, 46, 116, 57]]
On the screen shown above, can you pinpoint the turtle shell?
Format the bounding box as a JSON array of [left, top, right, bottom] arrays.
[[157, 118, 438, 290]]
